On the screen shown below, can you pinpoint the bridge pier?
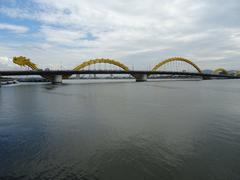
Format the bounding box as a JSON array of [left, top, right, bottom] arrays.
[[133, 73, 148, 82], [50, 75, 63, 84], [202, 76, 211, 80]]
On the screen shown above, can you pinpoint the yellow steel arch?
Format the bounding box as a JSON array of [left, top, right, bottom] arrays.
[[73, 58, 130, 71], [13, 56, 38, 70], [213, 68, 228, 75], [152, 57, 202, 73]]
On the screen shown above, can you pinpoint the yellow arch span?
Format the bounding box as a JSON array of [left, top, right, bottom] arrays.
[[13, 56, 38, 70], [213, 68, 228, 75], [152, 57, 202, 73], [73, 58, 130, 71], [235, 71, 240, 77]]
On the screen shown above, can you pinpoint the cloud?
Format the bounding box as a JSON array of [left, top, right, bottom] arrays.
[[0, 56, 11, 64], [0, 23, 29, 33], [0, 56, 15, 70], [40, 26, 86, 44], [0, 0, 240, 70]]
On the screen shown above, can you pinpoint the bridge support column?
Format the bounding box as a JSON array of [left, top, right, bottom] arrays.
[[50, 75, 62, 84], [133, 73, 148, 82]]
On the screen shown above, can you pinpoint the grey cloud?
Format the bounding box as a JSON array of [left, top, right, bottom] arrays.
[[0, 0, 240, 70]]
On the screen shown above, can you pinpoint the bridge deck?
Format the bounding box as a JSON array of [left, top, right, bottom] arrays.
[[0, 70, 239, 79]]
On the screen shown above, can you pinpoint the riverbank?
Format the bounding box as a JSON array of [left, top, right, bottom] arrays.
[[0, 78, 18, 86]]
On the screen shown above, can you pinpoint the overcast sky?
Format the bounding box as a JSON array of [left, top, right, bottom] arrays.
[[0, 0, 240, 70]]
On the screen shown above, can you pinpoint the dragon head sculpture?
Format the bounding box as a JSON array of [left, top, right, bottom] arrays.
[[13, 56, 38, 70]]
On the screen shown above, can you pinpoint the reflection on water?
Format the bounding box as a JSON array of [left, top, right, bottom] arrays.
[[0, 79, 240, 180]]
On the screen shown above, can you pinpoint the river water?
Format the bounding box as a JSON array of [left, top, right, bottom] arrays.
[[0, 79, 240, 180]]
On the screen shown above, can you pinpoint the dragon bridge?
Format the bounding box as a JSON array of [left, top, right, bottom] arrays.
[[12, 57, 130, 79]]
